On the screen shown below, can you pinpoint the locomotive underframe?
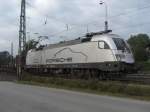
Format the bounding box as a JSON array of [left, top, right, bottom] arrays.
[[25, 62, 135, 80]]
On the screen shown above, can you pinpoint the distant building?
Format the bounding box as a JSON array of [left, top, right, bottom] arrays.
[[0, 51, 10, 58], [0, 51, 11, 65]]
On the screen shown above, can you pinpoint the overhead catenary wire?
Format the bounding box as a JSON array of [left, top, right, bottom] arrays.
[[86, 4, 150, 26], [26, 1, 66, 25], [10, 1, 150, 30], [25, 1, 150, 38], [26, 1, 150, 26], [112, 21, 150, 32], [55, 4, 150, 36]]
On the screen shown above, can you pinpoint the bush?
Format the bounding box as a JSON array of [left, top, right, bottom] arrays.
[[21, 73, 150, 99], [124, 85, 143, 96]]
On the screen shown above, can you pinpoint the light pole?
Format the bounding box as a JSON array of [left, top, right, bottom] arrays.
[[100, 1, 108, 31]]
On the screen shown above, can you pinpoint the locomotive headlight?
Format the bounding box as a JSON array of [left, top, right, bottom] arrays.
[[115, 54, 125, 61]]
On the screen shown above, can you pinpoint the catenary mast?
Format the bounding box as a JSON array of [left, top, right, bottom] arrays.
[[18, 0, 26, 79]]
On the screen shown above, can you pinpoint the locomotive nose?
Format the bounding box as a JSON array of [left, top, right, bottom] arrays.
[[115, 51, 135, 64]]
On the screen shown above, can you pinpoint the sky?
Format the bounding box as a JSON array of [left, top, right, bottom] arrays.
[[0, 0, 150, 55]]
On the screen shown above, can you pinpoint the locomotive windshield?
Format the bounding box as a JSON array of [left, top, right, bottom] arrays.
[[113, 38, 131, 53]]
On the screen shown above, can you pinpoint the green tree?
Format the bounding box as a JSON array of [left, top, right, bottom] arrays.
[[128, 34, 150, 62]]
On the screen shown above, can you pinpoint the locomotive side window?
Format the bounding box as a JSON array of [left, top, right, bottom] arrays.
[[98, 41, 110, 49]]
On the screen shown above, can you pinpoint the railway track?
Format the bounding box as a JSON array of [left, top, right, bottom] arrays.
[[114, 73, 150, 84], [0, 66, 150, 84]]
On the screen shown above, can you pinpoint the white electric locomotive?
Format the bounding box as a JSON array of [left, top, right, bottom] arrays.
[[26, 30, 135, 75]]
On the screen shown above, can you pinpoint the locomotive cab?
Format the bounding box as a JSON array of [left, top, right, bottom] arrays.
[[112, 37, 135, 72], [112, 37, 134, 64], [91, 33, 135, 72]]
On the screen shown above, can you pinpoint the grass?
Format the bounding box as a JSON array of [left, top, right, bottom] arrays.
[[17, 73, 150, 101]]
